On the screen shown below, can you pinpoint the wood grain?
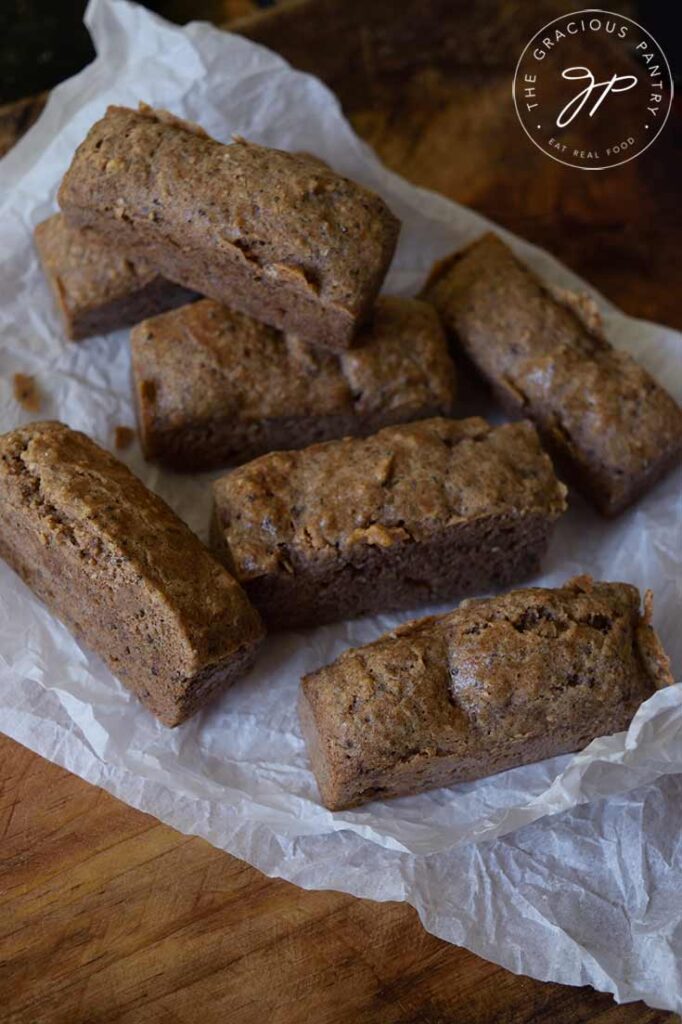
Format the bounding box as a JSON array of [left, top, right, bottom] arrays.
[[0, 735, 676, 1024], [1, 2, 681, 1021]]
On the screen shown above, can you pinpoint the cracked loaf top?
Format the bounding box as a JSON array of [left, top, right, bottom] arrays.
[[213, 417, 567, 581], [57, 105, 400, 327], [301, 577, 672, 800], [422, 233, 682, 515], [132, 295, 455, 426]]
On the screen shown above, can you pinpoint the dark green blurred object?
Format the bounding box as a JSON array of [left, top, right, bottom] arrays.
[[0, 1, 188, 105], [1, 1, 93, 105], [0, 0, 677, 108]]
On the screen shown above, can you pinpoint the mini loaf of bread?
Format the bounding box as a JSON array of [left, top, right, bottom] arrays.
[[300, 576, 672, 809], [211, 417, 567, 629], [131, 296, 456, 470], [35, 214, 196, 340], [0, 422, 264, 726], [58, 105, 400, 349], [422, 233, 682, 516]]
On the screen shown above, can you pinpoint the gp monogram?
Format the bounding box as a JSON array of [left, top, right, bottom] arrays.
[[513, 9, 673, 169]]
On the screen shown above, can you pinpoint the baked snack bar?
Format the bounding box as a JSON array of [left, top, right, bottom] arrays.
[[0, 421, 264, 726], [35, 213, 196, 340], [421, 233, 682, 515], [300, 576, 672, 809], [211, 417, 567, 629], [131, 296, 456, 470], [58, 105, 400, 349]]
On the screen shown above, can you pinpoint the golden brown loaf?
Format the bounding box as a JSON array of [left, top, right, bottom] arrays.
[[0, 421, 264, 726], [211, 417, 567, 628], [58, 105, 400, 349], [422, 233, 682, 515], [131, 296, 456, 469], [300, 576, 672, 809]]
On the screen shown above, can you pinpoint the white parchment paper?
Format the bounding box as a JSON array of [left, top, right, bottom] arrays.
[[1, 0, 681, 1009]]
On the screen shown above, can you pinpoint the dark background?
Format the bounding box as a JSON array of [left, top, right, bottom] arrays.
[[0, 0, 679, 106], [0, 0, 272, 104]]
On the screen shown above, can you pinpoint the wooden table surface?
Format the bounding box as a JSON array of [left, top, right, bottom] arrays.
[[1, 2, 680, 1022]]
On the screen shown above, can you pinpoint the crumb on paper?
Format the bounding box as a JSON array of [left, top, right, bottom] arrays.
[[114, 425, 135, 451], [12, 373, 41, 413]]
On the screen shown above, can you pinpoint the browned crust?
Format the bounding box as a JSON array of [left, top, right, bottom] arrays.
[[300, 576, 670, 810], [636, 589, 675, 689], [57, 105, 400, 349], [130, 296, 456, 470], [298, 685, 335, 805], [34, 214, 197, 341], [422, 233, 682, 516], [211, 417, 567, 629], [0, 421, 264, 726]]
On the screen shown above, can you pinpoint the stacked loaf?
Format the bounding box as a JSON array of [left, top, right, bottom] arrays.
[[4, 102, 675, 810], [57, 105, 399, 348]]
